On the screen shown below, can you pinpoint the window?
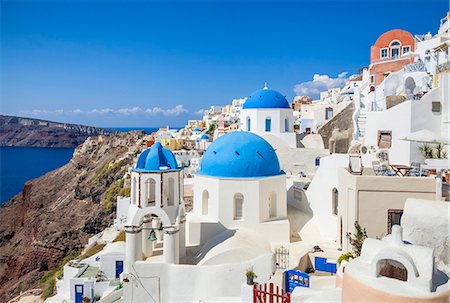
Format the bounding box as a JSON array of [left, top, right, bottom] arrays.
[[432, 102, 442, 113], [391, 48, 399, 58], [265, 118, 271, 132], [202, 190, 209, 215], [234, 193, 244, 220], [168, 177, 175, 206], [380, 48, 388, 59], [390, 41, 401, 59], [315, 157, 320, 166], [370, 75, 375, 84], [402, 46, 410, 54], [332, 188, 338, 215], [247, 117, 251, 131], [325, 107, 333, 120], [145, 178, 156, 207], [269, 192, 277, 218], [378, 130, 392, 149], [387, 209, 403, 234], [285, 118, 289, 132]]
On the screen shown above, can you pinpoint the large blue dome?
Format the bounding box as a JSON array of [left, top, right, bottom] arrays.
[[198, 132, 282, 178], [134, 142, 180, 172], [243, 88, 290, 109]]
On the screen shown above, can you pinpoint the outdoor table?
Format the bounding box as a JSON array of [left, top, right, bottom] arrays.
[[389, 164, 412, 176]]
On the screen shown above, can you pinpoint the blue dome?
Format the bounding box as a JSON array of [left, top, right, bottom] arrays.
[[201, 134, 209, 140], [198, 132, 282, 178], [243, 88, 290, 109], [134, 142, 180, 172], [193, 128, 201, 132]]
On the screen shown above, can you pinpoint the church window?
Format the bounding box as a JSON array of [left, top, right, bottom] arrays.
[[234, 193, 244, 220], [265, 118, 271, 132]]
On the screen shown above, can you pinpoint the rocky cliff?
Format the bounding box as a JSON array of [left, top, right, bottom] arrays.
[[318, 103, 355, 153], [0, 115, 119, 148], [0, 131, 146, 302]]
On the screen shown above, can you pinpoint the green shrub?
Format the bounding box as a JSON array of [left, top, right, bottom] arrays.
[[79, 243, 106, 260], [92, 160, 126, 184], [101, 178, 130, 210], [346, 221, 368, 257], [40, 249, 82, 299], [337, 252, 354, 265]]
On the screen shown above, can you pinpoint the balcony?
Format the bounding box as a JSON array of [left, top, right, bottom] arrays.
[[404, 62, 426, 73], [436, 61, 450, 73]]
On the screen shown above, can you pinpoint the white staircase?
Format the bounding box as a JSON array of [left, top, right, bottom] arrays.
[[357, 108, 367, 141]]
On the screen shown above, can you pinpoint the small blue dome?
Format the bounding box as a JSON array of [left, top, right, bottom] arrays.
[[134, 142, 180, 172], [198, 132, 282, 178], [243, 88, 290, 109], [201, 134, 209, 140], [193, 128, 201, 132]]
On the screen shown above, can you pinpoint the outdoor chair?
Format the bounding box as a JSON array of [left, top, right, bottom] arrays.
[[408, 162, 429, 177], [372, 161, 396, 176], [349, 155, 364, 175]]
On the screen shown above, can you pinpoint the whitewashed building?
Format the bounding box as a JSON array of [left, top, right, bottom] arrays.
[[240, 85, 297, 148]]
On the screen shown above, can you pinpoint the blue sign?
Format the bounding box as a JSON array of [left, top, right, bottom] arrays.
[[284, 270, 310, 292]]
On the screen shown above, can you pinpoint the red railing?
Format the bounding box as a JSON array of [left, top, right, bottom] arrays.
[[253, 283, 291, 303]]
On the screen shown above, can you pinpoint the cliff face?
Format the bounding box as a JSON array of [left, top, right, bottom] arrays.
[[318, 103, 355, 153], [0, 131, 146, 302], [0, 115, 119, 148]]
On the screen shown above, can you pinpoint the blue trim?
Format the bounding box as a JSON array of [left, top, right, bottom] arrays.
[[115, 260, 124, 279], [75, 284, 84, 303]]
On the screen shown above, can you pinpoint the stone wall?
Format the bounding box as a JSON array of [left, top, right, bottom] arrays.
[[318, 102, 355, 154]]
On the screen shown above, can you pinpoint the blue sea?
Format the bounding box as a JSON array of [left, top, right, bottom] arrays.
[[0, 127, 180, 205], [0, 147, 74, 204]]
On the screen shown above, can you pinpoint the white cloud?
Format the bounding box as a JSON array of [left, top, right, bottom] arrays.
[[25, 105, 189, 117], [293, 72, 349, 98], [194, 109, 205, 115]]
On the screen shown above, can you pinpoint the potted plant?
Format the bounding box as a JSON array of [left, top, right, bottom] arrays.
[[94, 294, 101, 302], [246, 267, 257, 285]]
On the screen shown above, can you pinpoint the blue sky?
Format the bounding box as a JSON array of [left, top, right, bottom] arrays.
[[1, 0, 448, 127]]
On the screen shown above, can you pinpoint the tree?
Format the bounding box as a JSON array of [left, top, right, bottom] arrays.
[[346, 221, 368, 257]]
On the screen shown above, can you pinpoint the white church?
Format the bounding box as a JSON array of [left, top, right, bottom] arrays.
[[122, 132, 292, 302], [239, 84, 297, 148]]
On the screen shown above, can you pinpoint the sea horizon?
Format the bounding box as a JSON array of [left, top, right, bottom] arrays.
[[0, 126, 182, 204]]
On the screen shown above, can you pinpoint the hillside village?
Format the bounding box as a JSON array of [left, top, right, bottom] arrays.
[[10, 12, 450, 303]]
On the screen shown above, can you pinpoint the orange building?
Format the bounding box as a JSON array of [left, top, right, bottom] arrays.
[[369, 29, 415, 87]]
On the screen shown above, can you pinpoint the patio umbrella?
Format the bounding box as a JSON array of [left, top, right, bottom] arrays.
[[402, 129, 449, 201], [401, 129, 450, 145]]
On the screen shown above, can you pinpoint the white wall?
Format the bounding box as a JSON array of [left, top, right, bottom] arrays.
[[100, 253, 125, 280], [364, 86, 444, 165], [192, 174, 290, 243], [240, 108, 297, 148], [116, 197, 130, 229], [304, 154, 349, 243], [123, 253, 275, 303]]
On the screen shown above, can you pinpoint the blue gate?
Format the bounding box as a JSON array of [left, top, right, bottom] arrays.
[[314, 257, 337, 274], [75, 284, 84, 303], [115, 260, 124, 278], [284, 270, 310, 292]]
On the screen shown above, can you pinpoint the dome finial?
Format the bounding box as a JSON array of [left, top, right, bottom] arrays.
[[263, 82, 268, 90]]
